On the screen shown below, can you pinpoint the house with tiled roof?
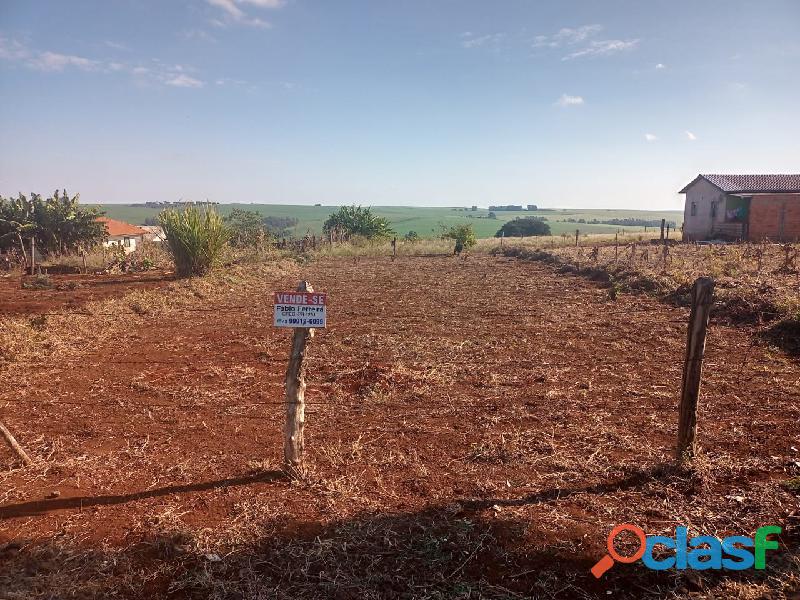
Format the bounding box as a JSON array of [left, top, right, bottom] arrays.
[[679, 174, 800, 241], [96, 217, 147, 253]]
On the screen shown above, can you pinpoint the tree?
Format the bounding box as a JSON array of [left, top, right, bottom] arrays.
[[263, 216, 299, 238], [404, 231, 420, 242], [487, 211, 497, 219], [322, 205, 394, 240], [224, 208, 268, 247], [442, 224, 477, 252], [0, 190, 105, 257], [495, 217, 551, 237]]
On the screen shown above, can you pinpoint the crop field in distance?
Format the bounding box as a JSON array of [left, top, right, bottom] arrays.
[[90, 203, 684, 238]]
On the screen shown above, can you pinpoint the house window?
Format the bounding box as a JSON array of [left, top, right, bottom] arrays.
[[124, 237, 131, 247], [690, 202, 697, 217]]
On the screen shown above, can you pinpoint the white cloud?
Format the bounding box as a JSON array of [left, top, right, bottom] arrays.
[[644, 133, 658, 142], [655, 63, 666, 69], [207, 0, 282, 28], [562, 39, 639, 60], [240, 0, 284, 6], [165, 74, 205, 88], [0, 37, 212, 90], [105, 40, 130, 51], [30, 51, 99, 71], [685, 130, 697, 141], [533, 24, 602, 48], [0, 36, 29, 61], [181, 29, 218, 43], [556, 94, 584, 107], [461, 32, 505, 49]]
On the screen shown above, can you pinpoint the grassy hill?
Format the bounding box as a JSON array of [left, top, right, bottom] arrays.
[[89, 204, 683, 239]]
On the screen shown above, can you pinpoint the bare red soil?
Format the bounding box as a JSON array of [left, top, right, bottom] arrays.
[[0, 255, 797, 598], [0, 270, 173, 315]]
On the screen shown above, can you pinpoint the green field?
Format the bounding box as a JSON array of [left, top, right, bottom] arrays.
[[89, 204, 683, 239]]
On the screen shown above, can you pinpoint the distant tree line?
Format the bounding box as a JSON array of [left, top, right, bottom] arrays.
[[133, 201, 220, 208], [561, 217, 677, 227], [488, 204, 538, 211]]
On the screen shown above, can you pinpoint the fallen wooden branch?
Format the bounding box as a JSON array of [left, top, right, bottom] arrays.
[[0, 419, 34, 467]]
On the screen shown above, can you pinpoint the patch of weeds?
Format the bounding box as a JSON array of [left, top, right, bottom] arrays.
[[21, 274, 53, 290], [782, 477, 800, 493], [29, 314, 47, 331]]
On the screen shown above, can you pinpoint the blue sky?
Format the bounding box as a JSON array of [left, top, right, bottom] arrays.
[[1, 1, 798, 209]]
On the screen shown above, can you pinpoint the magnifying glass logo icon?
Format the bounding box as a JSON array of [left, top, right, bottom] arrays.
[[591, 524, 647, 578]]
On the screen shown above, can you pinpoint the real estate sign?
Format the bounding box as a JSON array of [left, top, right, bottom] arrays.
[[273, 291, 327, 328]]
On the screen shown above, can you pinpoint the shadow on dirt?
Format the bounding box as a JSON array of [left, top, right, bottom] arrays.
[[1, 465, 796, 599], [0, 470, 286, 519]]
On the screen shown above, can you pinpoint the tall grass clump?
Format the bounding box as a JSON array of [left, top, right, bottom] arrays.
[[159, 206, 230, 277]]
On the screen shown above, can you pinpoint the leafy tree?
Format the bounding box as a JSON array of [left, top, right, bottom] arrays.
[[487, 211, 497, 219], [404, 231, 420, 242], [495, 217, 551, 237], [322, 205, 394, 240], [442, 224, 477, 251], [35, 190, 106, 254], [0, 190, 105, 257], [263, 216, 299, 238], [224, 208, 268, 247]]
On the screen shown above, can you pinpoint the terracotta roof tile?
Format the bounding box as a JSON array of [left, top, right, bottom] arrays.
[[96, 217, 147, 237]]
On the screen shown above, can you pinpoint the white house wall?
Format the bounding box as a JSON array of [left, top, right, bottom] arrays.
[[683, 178, 727, 240]]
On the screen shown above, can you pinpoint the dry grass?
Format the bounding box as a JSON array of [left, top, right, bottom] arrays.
[[0, 253, 797, 599]]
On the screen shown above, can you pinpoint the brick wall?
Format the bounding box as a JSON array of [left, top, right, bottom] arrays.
[[748, 194, 800, 241]]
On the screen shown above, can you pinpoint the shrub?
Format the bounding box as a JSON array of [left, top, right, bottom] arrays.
[[495, 217, 551, 237], [159, 206, 230, 277], [404, 231, 420, 242], [442, 224, 477, 250], [224, 208, 269, 247], [323, 205, 394, 240]]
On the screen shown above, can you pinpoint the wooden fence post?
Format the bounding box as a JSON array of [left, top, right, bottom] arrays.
[[660, 218, 666, 240], [284, 281, 315, 476], [0, 419, 33, 466], [29, 237, 35, 276], [575, 229, 580, 247], [676, 277, 715, 462], [392, 237, 397, 259]]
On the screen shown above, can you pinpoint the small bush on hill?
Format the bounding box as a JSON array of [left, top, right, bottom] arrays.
[[159, 206, 230, 277], [496, 217, 551, 237]]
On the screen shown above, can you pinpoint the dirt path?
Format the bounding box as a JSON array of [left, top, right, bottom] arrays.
[[0, 255, 797, 598]]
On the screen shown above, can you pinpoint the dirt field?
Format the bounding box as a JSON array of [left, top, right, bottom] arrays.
[[0, 255, 798, 598], [0, 270, 173, 315]]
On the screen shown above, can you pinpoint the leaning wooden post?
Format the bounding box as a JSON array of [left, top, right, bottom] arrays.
[[0, 419, 33, 467], [676, 277, 715, 462]]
